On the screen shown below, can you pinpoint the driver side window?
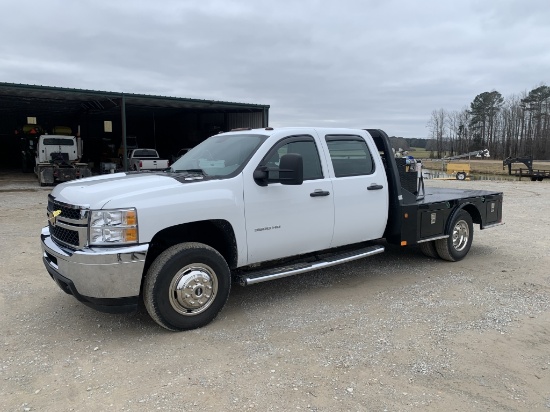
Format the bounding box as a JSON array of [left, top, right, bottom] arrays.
[[264, 137, 323, 182]]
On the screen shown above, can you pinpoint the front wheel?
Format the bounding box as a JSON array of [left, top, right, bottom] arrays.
[[435, 210, 473, 262], [143, 242, 231, 331]]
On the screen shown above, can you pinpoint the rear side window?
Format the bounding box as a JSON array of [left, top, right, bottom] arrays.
[[325, 136, 375, 177]]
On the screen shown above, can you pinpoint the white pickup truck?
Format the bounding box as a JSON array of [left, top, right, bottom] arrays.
[[41, 127, 503, 331], [128, 148, 169, 171]]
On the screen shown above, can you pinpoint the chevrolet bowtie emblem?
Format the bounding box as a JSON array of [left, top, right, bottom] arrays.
[[48, 210, 61, 226]]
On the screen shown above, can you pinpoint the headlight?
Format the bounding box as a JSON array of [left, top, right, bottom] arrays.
[[89, 208, 138, 245]]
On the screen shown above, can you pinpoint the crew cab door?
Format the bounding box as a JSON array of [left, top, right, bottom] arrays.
[[243, 134, 334, 265], [323, 133, 389, 247]]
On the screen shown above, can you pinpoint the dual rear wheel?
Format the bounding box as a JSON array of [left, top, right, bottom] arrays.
[[419, 210, 473, 262]]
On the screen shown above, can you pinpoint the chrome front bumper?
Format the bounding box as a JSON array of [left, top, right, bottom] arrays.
[[41, 226, 148, 301]]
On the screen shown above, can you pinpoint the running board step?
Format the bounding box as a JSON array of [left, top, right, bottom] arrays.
[[235, 245, 385, 286]]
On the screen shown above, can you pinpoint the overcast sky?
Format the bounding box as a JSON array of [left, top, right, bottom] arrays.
[[1, 0, 549, 137]]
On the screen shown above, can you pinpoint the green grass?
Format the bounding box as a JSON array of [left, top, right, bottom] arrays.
[[407, 147, 432, 159]]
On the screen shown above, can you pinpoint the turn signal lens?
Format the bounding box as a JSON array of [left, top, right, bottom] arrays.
[[126, 210, 137, 225], [125, 228, 138, 242]]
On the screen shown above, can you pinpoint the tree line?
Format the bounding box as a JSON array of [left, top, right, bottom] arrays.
[[426, 84, 550, 160]]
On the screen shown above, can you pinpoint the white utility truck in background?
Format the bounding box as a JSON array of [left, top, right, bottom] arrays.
[[35, 127, 91, 186], [41, 127, 503, 331]]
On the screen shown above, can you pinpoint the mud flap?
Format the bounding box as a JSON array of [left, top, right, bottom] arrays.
[[40, 167, 55, 185], [57, 168, 78, 182]]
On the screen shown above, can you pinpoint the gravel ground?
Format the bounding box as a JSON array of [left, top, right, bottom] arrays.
[[1, 172, 549, 411]]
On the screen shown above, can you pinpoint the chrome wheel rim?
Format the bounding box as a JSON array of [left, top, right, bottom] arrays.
[[452, 220, 469, 251], [169, 264, 218, 316]]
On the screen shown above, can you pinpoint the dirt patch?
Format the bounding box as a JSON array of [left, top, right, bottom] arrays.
[[1, 177, 549, 411]]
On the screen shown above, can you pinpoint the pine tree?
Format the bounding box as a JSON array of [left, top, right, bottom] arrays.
[[468, 91, 504, 153]]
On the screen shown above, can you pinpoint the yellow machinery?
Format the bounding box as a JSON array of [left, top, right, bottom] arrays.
[[446, 163, 470, 180]]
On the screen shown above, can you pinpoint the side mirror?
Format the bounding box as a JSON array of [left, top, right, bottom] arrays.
[[278, 153, 303, 185], [253, 166, 269, 187], [253, 153, 304, 186]]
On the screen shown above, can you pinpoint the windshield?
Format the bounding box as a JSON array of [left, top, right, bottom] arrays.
[[171, 133, 266, 177]]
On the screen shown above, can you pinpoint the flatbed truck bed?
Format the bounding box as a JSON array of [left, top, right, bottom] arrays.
[[367, 129, 503, 250]]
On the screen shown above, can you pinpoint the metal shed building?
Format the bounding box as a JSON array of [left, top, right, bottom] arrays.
[[0, 82, 269, 171]]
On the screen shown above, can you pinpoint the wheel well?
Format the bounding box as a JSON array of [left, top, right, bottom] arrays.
[[461, 204, 481, 225], [143, 219, 238, 274]]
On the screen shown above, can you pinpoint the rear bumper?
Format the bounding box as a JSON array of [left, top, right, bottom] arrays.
[[41, 227, 148, 312]]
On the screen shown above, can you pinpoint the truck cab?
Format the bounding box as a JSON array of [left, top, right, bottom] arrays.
[[36, 135, 79, 164], [242, 128, 389, 263]]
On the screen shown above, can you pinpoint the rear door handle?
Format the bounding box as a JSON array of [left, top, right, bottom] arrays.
[[367, 184, 384, 190], [310, 190, 330, 197]]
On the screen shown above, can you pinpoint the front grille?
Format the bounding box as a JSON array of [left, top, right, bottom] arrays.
[[47, 196, 89, 249], [49, 223, 80, 247], [48, 199, 83, 220]]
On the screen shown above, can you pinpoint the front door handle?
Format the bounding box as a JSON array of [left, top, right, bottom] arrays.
[[367, 184, 384, 191], [310, 190, 330, 197]]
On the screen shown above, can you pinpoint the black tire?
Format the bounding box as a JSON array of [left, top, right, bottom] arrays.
[[456, 172, 466, 180], [435, 210, 473, 262], [419, 241, 438, 258], [143, 242, 231, 331]]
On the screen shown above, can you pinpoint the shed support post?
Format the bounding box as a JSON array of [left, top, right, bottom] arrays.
[[263, 108, 269, 127], [121, 93, 128, 171]]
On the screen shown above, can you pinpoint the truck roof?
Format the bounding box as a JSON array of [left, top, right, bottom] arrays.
[[223, 127, 371, 137], [39, 134, 76, 139]]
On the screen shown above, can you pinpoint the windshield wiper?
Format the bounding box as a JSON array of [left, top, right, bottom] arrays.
[[172, 168, 206, 175]]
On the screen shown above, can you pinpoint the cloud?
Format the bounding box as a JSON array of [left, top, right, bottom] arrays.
[[1, 0, 549, 137]]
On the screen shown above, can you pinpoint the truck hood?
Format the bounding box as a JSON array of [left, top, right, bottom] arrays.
[[50, 172, 196, 209]]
